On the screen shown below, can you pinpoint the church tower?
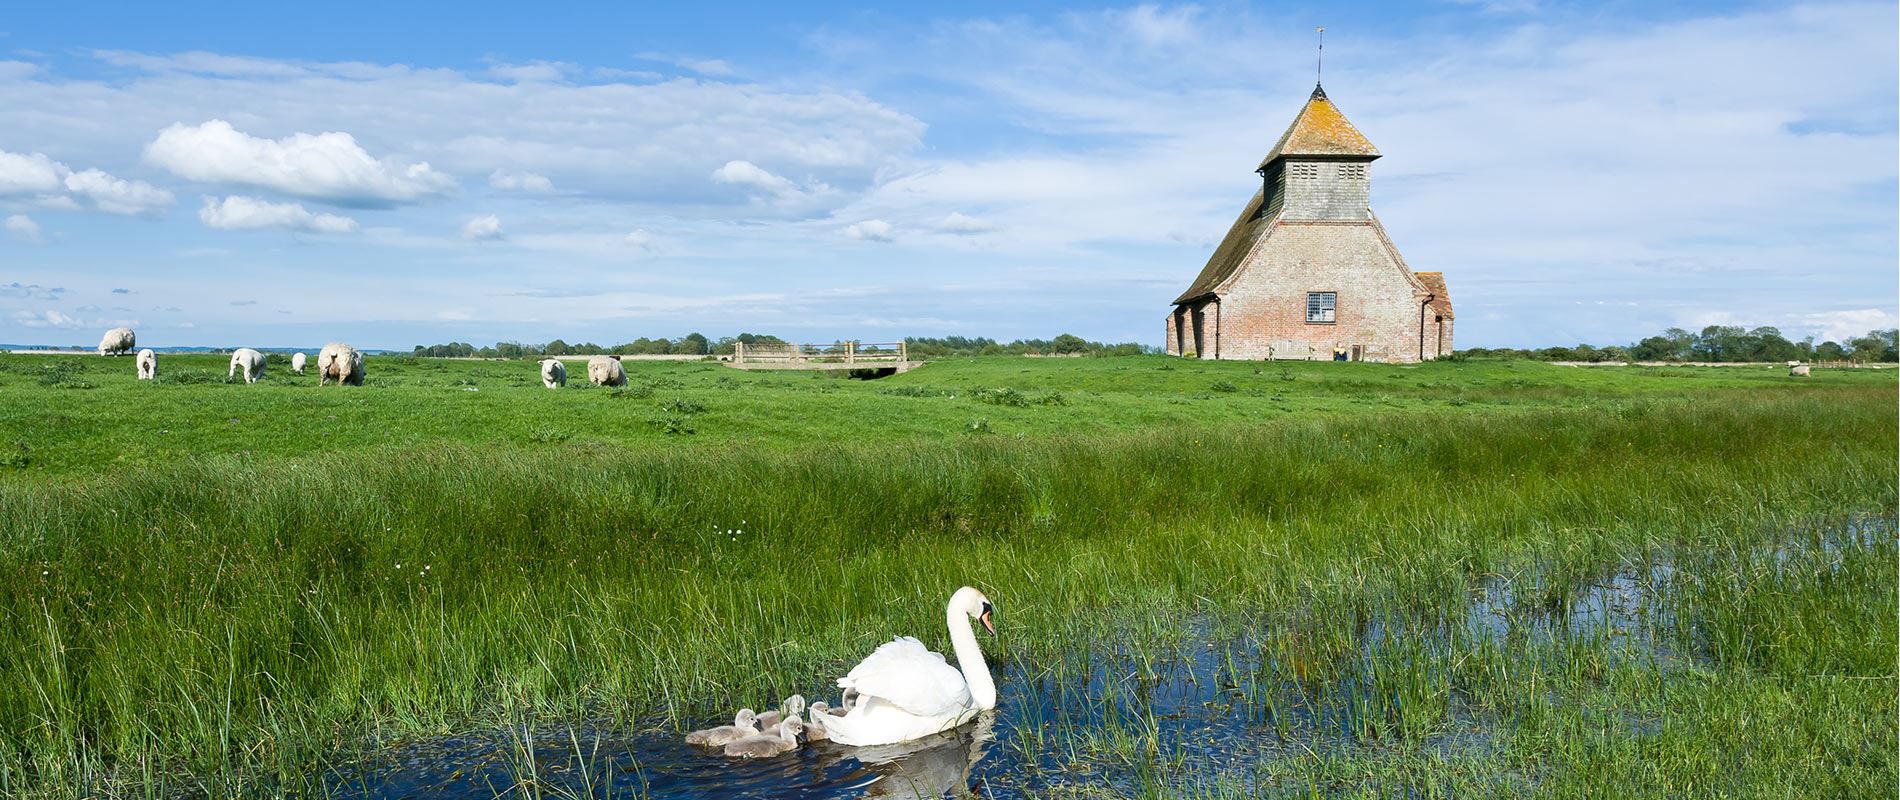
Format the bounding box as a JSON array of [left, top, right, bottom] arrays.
[[1166, 83, 1452, 362]]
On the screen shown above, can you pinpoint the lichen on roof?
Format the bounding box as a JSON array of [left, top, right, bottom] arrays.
[[1256, 85, 1380, 171], [1173, 189, 1273, 305]]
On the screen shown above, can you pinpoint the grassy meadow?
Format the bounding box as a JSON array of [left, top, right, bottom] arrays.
[[0, 352, 1893, 797]]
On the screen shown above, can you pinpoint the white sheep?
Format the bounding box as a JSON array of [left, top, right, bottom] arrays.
[[540, 358, 567, 388], [228, 348, 267, 383], [1790, 364, 1811, 377], [317, 342, 364, 386], [136, 349, 157, 380], [587, 354, 627, 387], [98, 327, 136, 356], [291, 352, 308, 374]]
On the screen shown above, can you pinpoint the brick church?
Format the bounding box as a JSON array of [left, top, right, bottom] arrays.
[[1166, 84, 1452, 362]]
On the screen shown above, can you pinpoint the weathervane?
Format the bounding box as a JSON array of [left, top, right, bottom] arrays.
[[1315, 26, 1325, 90]]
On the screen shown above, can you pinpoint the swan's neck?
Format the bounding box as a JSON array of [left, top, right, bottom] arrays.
[[947, 604, 996, 711]]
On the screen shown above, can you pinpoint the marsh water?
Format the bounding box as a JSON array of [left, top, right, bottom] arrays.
[[329, 523, 1889, 799]]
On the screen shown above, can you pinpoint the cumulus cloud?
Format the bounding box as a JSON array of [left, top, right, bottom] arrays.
[[711, 159, 803, 198], [198, 195, 358, 233], [9, 309, 80, 328], [146, 120, 456, 205], [937, 212, 992, 234], [63, 169, 175, 215], [0, 150, 64, 194], [5, 214, 42, 242], [462, 214, 504, 240], [1800, 308, 1898, 342], [0, 148, 172, 215], [844, 219, 895, 242], [488, 169, 555, 193]]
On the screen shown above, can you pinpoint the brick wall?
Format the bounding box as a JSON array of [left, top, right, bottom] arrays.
[[1211, 220, 1434, 363]]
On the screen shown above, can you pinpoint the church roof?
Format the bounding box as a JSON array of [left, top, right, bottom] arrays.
[[1256, 86, 1379, 171], [1173, 188, 1273, 304], [1416, 272, 1453, 318]]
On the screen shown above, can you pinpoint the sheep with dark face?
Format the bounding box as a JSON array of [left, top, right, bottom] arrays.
[[587, 355, 626, 387], [540, 358, 567, 388], [136, 349, 157, 380], [229, 348, 267, 383], [98, 327, 136, 356], [317, 343, 364, 386]]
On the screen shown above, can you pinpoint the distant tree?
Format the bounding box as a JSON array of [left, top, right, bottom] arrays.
[[1815, 341, 1850, 361], [1050, 333, 1089, 354]]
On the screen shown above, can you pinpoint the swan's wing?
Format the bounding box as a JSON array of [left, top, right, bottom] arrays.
[[838, 636, 971, 718]]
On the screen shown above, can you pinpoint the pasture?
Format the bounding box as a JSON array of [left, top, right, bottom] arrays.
[[0, 353, 1893, 798]]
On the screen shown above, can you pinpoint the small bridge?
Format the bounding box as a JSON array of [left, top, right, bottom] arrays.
[[728, 341, 920, 374]]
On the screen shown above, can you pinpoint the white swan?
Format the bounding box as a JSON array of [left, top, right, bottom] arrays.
[[816, 586, 996, 747]]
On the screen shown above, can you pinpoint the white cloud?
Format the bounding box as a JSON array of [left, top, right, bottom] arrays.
[[936, 212, 992, 234], [63, 169, 174, 215], [9, 309, 80, 328], [0, 150, 64, 194], [198, 195, 358, 233], [488, 169, 555, 193], [145, 120, 456, 205], [0, 148, 172, 215], [638, 52, 735, 77], [843, 219, 895, 242], [1800, 308, 1898, 342], [462, 214, 504, 240], [711, 160, 801, 198], [4, 214, 42, 242], [624, 229, 653, 247]]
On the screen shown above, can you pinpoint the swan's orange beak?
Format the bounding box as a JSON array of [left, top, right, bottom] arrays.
[[980, 602, 995, 635]]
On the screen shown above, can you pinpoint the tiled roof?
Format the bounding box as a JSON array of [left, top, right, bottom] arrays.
[[1173, 189, 1273, 304], [1256, 86, 1379, 171], [1415, 272, 1453, 318]]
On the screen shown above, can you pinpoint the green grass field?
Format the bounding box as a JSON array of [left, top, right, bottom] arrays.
[[0, 353, 1893, 798]]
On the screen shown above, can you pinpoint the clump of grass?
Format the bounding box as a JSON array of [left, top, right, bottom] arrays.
[[965, 418, 993, 433], [1210, 379, 1238, 393], [152, 368, 221, 385], [878, 385, 952, 398], [609, 385, 653, 399], [659, 398, 706, 415], [1033, 391, 1068, 406], [0, 442, 27, 468], [649, 414, 696, 435], [526, 426, 571, 444], [973, 387, 1030, 407]]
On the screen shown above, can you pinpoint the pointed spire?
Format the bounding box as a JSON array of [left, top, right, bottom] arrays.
[[1256, 89, 1379, 172]]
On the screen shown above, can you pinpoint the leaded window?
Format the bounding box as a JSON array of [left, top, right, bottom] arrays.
[[1306, 292, 1336, 323]]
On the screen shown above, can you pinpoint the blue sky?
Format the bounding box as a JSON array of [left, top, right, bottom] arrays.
[[1, 1, 1894, 350]]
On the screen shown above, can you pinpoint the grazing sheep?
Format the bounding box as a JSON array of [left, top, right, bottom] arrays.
[[586, 354, 626, 387], [98, 327, 136, 356], [1790, 364, 1811, 377], [317, 342, 364, 386], [136, 349, 157, 380], [291, 352, 307, 374], [540, 358, 567, 388], [228, 348, 267, 383]]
